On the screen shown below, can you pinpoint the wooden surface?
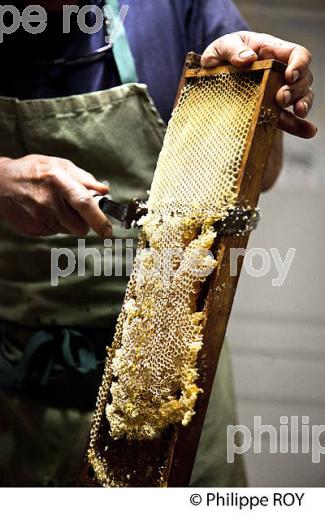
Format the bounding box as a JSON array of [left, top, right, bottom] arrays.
[[185, 59, 286, 78]]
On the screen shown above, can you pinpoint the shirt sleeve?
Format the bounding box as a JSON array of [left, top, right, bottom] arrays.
[[187, 0, 249, 54]]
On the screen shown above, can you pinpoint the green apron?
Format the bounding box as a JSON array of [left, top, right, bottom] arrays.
[[0, 0, 246, 487]]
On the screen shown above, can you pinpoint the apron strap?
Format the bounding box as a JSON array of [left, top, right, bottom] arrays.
[[104, 0, 139, 84], [0, 328, 98, 390]]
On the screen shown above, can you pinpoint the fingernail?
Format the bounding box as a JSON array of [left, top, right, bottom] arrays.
[[204, 56, 217, 66], [105, 225, 112, 238], [238, 49, 256, 60], [100, 221, 112, 238], [303, 101, 309, 115], [292, 69, 300, 82], [283, 90, 292, 105]]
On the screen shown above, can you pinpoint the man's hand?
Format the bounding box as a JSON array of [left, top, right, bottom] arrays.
[[202, 31, 317, 139], [0, 154, 112, 238]]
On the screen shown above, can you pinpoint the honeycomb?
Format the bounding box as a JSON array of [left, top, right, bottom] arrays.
[[88, 69, 263, 485]]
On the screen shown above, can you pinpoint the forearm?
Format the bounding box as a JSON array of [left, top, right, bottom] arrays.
[[262, 130, 283, 192]]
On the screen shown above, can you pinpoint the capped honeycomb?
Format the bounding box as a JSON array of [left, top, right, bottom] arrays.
[[88, 68, 263, 486]]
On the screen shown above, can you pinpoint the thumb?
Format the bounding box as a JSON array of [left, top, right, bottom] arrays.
[[201, 33, 258, 68]]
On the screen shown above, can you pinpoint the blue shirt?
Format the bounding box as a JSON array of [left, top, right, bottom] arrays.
[[0, 0, 247, 121]]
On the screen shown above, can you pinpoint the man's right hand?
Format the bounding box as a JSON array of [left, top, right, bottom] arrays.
[[0, 154, 112, 238]]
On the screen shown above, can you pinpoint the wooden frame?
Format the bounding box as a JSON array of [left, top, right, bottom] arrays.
[[79, 53, 285, 487]]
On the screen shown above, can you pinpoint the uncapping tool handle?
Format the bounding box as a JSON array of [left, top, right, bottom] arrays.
[[94, 195, 147, 229]]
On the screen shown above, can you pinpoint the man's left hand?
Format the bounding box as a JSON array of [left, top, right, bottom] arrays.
[[202, 31, 316, 139]]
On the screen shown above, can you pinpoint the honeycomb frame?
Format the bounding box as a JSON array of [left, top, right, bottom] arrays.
[[81, 55, 285, 488]]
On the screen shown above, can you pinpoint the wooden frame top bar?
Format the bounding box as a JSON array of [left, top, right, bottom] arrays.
[[185, 59, 286, 78]]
